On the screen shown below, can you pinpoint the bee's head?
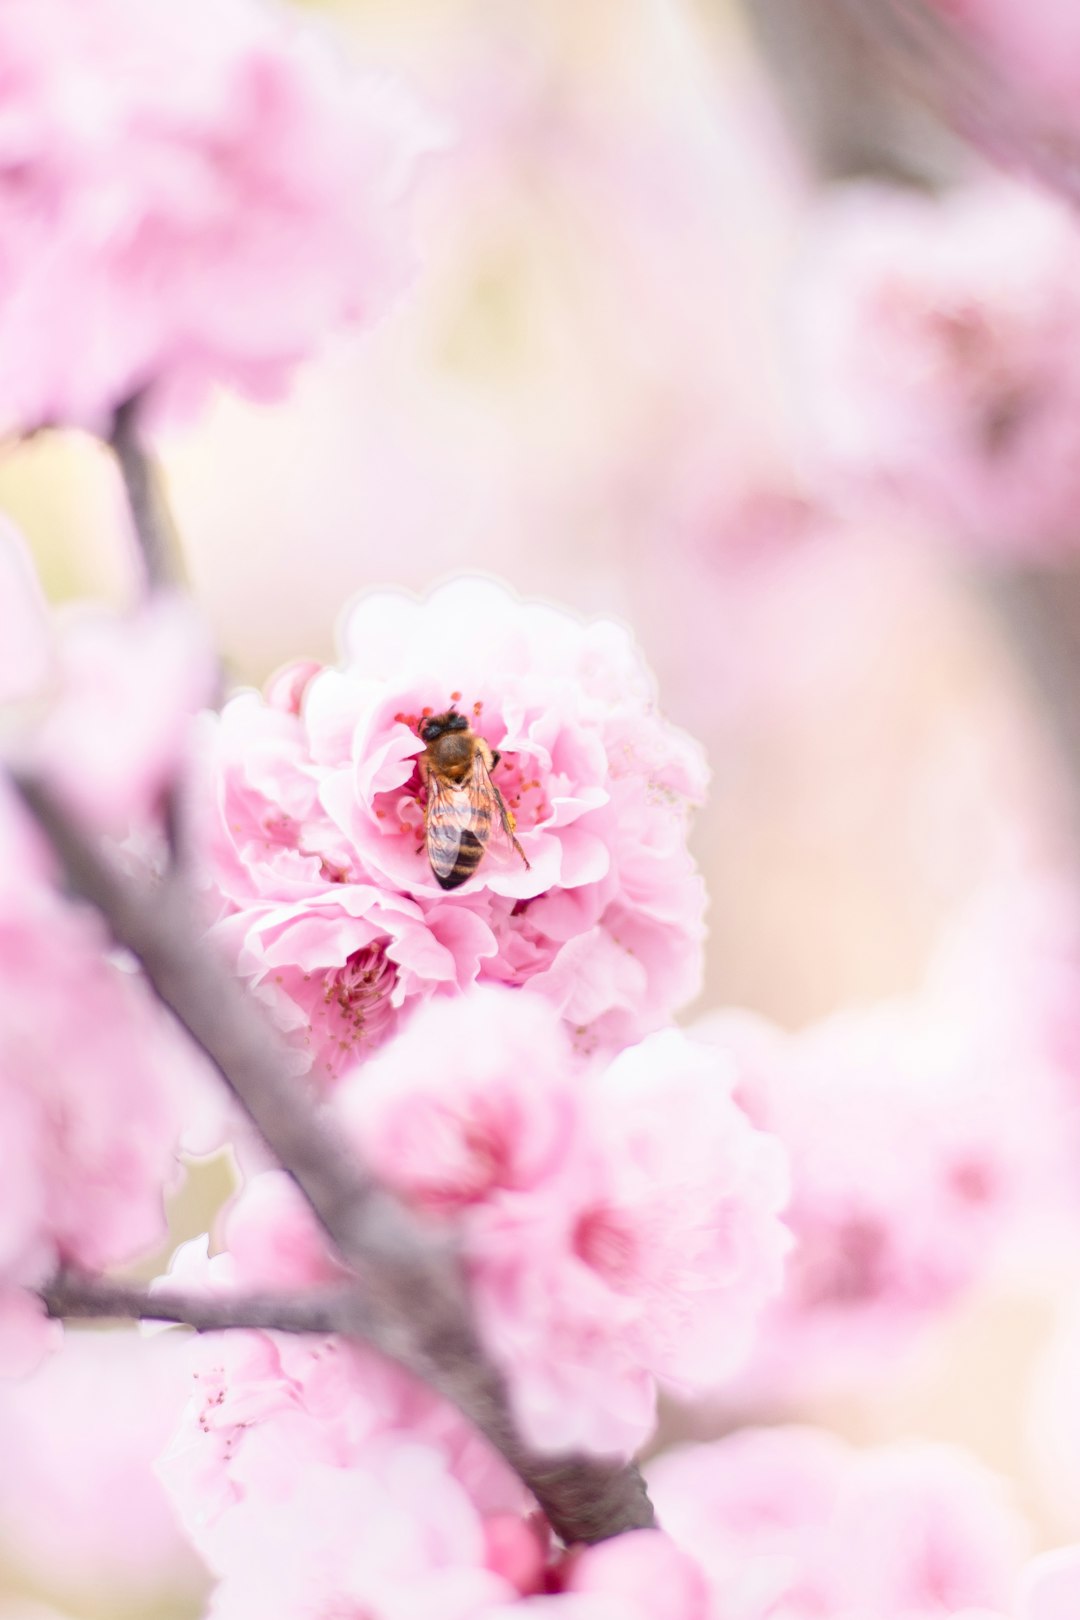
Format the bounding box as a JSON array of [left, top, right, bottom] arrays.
[[419, 709, 469, 743]]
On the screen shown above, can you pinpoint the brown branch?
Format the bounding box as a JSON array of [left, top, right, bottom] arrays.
[[14, 772, 655, 1546], [815, 0, 1080, 210], [41, 1271, 363, 1337], [979, 562, 1080, 846], [110, 394, 186, 592], [742, 0, 966, 186]]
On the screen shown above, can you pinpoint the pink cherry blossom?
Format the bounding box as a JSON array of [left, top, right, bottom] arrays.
[[0, 775, 194, 1375], [204, 1448, 515, 1620], [33, 593, 216, 831], [0, 0, 436, 433], [340, 988, 790, 1457], [196, 578, 708, 1085], [563, 1530, 710, 1618], [158, 1174, 529, 1590], [647, 1425, 1028, 1620], [0, 1330, 201, 1602], [0, 522, 215, 833], [696, 992, 1051, 1400], [930, 1, 1080, 148], [794, 179, 1080, 556], [925, 876, 1080, 1219], [474, 1529, 709, 1619]]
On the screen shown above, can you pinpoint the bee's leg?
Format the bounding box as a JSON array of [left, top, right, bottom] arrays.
[[490, 750, 501, 769], [491, 780, 530, 870]]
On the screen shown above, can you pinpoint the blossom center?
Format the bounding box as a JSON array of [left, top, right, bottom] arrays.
[[317, 944, 397, 1079], [573, 1205, 639, 1288]]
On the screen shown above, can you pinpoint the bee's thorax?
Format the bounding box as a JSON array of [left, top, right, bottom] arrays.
[[427, 731, 475, 776]]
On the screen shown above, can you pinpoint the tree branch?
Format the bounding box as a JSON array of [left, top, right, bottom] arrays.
[[41, 1271, 363, 1337], [742, 0, 966, 187], [814, 0, 1080, 209], [979, 562, 1080, 847], [109, 394, 185, 592], [14, 772, 655, 1546]]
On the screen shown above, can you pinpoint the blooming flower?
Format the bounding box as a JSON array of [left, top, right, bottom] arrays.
[[0, 521, 215, 833], [203, 1449, 515, 1620], [794, 180, 1080, 556], [475, 1530, 709, 1619], [0, 779, 191, 1375], [158, 1175, 532, 1616], [0, 0, 434, 433], [340, 987, 789, 1456], [0, 1331, 200, 1602], [928, 0, 1080, 152], [647, 1426, 1028, 1620], [695, 993, 1051, 1399], [196, 578, 708, 1085]]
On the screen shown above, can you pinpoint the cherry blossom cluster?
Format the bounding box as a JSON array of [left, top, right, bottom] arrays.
[[161, 1311, 1080, 1620], [794, 178, 1080, 555], [647, 1422, 1080, 1620], [10, 1, 1080, 1616], [195, 577, 708, 1085], [0, 0, 433, 433], [339, 989, 790, 1455], [0, 529, 218, 1379], [0, 780, 187, 1377], [158, 983, 789, 1463], [697, 982, 1061, 1398]]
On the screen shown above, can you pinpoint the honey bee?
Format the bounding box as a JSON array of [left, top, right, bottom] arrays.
[[417, 710, 530, 890]]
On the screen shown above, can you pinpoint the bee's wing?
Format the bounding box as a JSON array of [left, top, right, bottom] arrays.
[[424, 763, 493, 882]]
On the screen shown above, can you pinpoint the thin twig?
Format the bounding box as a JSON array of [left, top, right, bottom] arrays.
[[15, 772, 655, 1546], [109, 395, 185, 592], [42, 1271, 362, 1337]]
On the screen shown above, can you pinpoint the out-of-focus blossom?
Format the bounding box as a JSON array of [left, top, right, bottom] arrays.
[[340, 988, 789, 1456], [0, 523, 215, 831], [647, 1425, 1028, 1620], [203, 1450, 514, 1620], [561, 1529, 709, 1619], [0, 777, 190, 1374], [0, 532, 204, 1373], [196, 578, 708, 1084], [926, 876, 1080, 1198], [1018, 1546, 1080, 1620], [0, 1331, 201, 1604], [931, 1, 1080, 147], [475, 1529, 709, 1619], [0, 0, 435, 434], [158, 1178, 531, 1617], [794, 180, 1080, 556], [34, 593, 216, 829], [696, 991, 1053, 1399]]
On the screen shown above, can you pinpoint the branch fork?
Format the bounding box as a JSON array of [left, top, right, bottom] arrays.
[[19, 775, 654, 1546]]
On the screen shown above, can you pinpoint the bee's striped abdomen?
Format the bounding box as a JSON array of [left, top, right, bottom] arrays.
[[429, 797, 492, 889]]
